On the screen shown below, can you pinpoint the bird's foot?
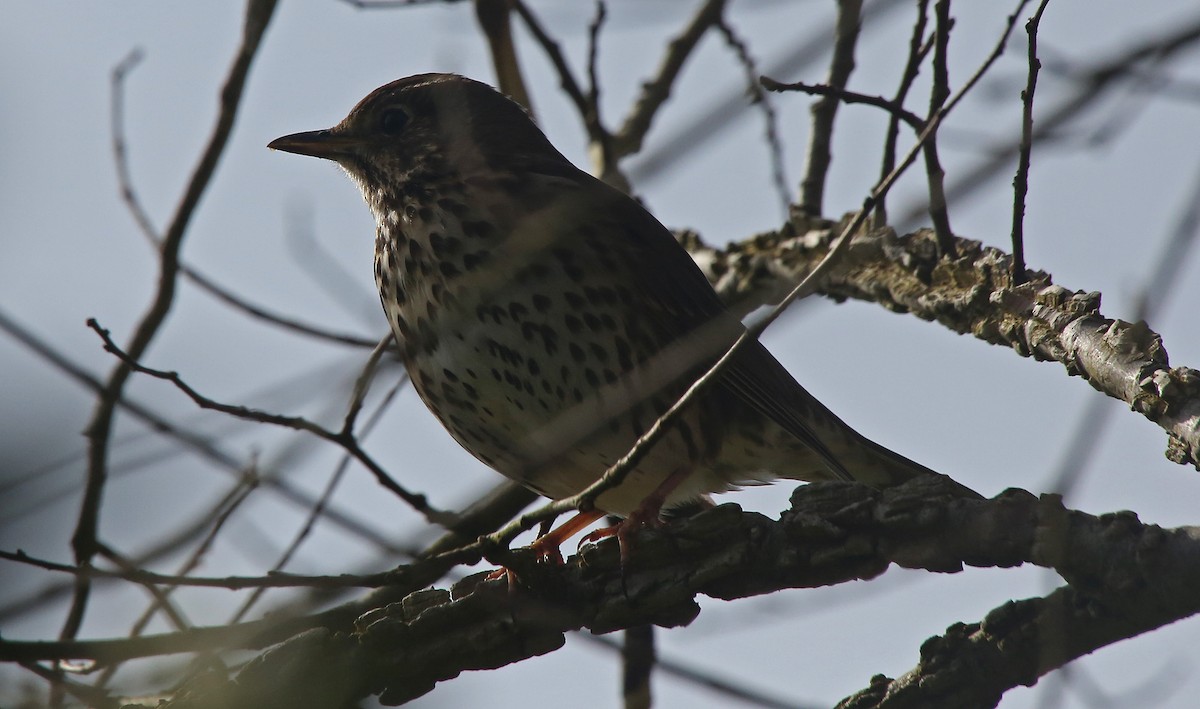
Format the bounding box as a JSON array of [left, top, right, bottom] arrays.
[[485, 509, 606, 583], [578, 504, 664, 565]]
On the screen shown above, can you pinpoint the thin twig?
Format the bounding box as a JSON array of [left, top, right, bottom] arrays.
[[1010, 0, 1051, 286], [627, 0, 913, 185], [0, 549, 396, 590], [510, 1, 590, 124], [761, 77, 926, 130], [613, 0, 728, 158], [109, 52, 376, 348], [87, 319, 456, 528], [877, 0, 932, 226], [717, 18, 790, 215], [799, 0, 863, 215], [924, 0, 955, 255], [96, 468, 258, 688], [230, 372, 407, 624], [68, 0, 280, 650], [475, 0, 533, 113], [896, 9, 1200, 229], [343, 335, 396, 433], [20, 661, 117, 708]]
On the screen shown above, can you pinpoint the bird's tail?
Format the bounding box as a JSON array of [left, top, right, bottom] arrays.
[[827, 429, 982, 500]]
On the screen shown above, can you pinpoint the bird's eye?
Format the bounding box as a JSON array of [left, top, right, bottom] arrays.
[[380, 108, 409, 135]]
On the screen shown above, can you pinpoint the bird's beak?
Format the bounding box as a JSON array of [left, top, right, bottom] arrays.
[[267, 129, 359, 161]]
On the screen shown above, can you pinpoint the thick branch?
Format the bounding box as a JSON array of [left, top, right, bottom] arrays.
[[679, 216, 1200, 468], [105, 479, 1200, 707]]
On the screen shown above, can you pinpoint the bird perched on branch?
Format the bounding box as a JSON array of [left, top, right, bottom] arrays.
[[269, 73, 973, 559]]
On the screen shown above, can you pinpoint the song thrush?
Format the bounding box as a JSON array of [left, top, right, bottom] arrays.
[[269, 73, 972, 553]]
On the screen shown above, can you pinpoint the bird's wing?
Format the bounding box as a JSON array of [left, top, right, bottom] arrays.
[[582, 176, 855, 482]]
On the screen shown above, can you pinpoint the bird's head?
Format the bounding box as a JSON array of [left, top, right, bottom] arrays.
[[268, 73, 568, 203]]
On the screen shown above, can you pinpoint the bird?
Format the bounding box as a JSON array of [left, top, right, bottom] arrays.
[[268, 73, 974, 559]]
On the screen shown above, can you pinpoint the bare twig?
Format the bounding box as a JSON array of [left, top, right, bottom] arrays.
[[613, 0, 728, 158], [923, 0, 955, 255], [800, 0, 863, 216], [623, 625, 655, 709], [96, 468, 258, 688], [0, 549, 398, 591], [876, 0, 932, 226], [1010, 0, 1052, 286], [19, 660, 117, 708], [761, 78, 925, 130], [475, 0, 533, 113], [509, 2, 590, 125], [628, 0, 912, 185], [586, 633, 809, 709], [87, 319, 456, 527], [109, 52, 376, 348], [717, 18, 790, 215], [68, 0, 280, 649], [896, 10, 1200, 229], [229, 371, 406, 624]]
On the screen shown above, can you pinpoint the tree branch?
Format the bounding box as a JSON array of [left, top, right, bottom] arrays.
[[88, 479, 1200, 707], [680, 215, 1200, 468]]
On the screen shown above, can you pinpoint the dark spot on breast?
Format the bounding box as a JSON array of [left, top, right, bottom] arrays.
[[439, 261, 460, 277], [437, 198, 469, 217], [615, 337, 634, 370], [463, 220, 495, 239], [569, 343, 586, 362], [527, 359, 541, 376], [564, 314, 582, 334], [564, 291, 585, 309], [588, 343, 608, 362], [584, 368, 599, 387], [532, 293, 552, 312], [508, 302, 528, 321], [462, 251, 487, 271], [552, 248, 584, 280], [428, 232, 445, 255]]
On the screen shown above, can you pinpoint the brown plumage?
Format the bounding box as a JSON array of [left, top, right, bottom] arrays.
[[269, 73, 973, 543]]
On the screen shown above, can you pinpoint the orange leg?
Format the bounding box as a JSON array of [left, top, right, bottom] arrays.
[[486, 508, 607, 583], [580, 467, 693, 564], [529, 509, 606, 565]]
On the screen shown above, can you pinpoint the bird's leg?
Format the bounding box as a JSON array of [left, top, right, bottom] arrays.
[[580, 467, 693, 564], [485, 508, 607, 583], [528, 509, 606, 564]]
